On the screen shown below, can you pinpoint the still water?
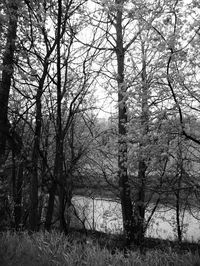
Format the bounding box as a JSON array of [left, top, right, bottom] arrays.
[[72, 196, 200, 242]]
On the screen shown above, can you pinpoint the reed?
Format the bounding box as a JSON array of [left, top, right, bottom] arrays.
[[0, 231, 199, 266]]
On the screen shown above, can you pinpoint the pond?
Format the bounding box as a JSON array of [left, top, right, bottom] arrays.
[[72, 196, 200, 242]]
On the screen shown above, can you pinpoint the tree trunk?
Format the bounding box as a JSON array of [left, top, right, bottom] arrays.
[[132, 160, 146, 245], [38, 193, 45, 230], [56, 0, 68, 234], [29, 56, 49, 232], [0, 1, 18, 168], [176, 188, 182, 243], [14, 162, 23, 230], [115, 0, 134, 247], [176, 140, 183, 243], [29, 82, 42, 231], [132, 41, 149, 245], [12, 153, 23, 230], [45, 181, 57, 231]]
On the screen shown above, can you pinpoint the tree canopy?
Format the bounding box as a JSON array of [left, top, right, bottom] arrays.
[[0, 0, 200, 247]]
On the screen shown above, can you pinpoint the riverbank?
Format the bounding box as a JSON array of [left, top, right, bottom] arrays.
[[0, 230, 199, 266], [72, 195, 200, 242], [69, 227, 200, 254]]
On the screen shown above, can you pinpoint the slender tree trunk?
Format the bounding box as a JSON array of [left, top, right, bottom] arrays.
[[29, 98, 40, 231], [38, 193, 45, 229], [176, 141, 183, 243], [29, 62, 49, 232], [0, 1, 18, 168], [132, 42, 149, 245], [176, 187, 182, 243], [45, 181, 57, 231], [133, 161, 146, 245], [29, 74, 45, 231], [12, 152, 23, 230], [14, 161, 23, 230], [115, 0, 134, 247], [56, 0, 68, 234], [24, 0, 58, 231]]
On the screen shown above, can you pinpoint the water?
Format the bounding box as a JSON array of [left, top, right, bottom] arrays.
[[72, 196, 200, 242]]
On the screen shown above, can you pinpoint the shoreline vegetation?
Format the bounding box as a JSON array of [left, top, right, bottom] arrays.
[[73, 188, 200, 210], [0, 230, 200, 266]]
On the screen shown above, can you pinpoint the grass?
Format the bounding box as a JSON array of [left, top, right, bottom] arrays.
[[0, 230, 200, 266]]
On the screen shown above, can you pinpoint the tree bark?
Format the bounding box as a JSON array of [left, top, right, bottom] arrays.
[[29, 71, 47, 231], [115, 0, 134, 247], [12, 152, 23, 230], [175, 138, 183, 243], [29, 96, 41, 231], [45, 181, 57, 231], [14, 161, 23, 230], [0, 1, 18, 168], [132, 41, 149, 245], [56, 0, 68, 234], [176, 186, 182, 243]]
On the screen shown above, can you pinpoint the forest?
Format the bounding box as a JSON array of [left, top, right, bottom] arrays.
[[1, 0, 200, 265]]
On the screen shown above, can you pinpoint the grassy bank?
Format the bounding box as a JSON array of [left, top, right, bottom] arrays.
[[0, 231, 200, 266]]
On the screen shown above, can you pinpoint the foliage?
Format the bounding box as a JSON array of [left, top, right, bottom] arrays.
[[1, 0, 200, 249]]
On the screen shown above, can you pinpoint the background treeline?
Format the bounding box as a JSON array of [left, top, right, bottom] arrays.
[[1, 0, 200, 248]]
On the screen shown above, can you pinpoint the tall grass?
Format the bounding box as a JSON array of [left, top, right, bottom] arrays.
[[0, 231, 199, 266]]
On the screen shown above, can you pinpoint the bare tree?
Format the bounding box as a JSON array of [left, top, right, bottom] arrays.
[[0, 1, 19, 168]]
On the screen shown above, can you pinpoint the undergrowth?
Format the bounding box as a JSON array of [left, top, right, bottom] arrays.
[[0, 231, 200, 266]]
